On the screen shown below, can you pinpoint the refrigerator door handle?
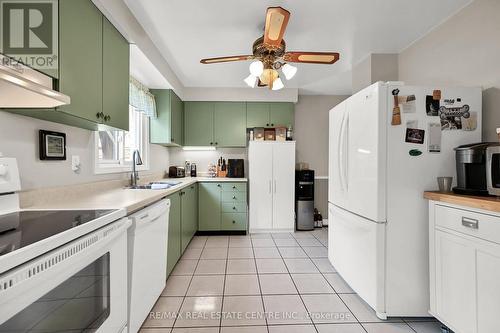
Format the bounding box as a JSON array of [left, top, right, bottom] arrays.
[[274, 180, 277, 193], [343, 112, 350, 190], [338, 111, 346, 191], [339, 110, 349, 192], [269, 180, 272, 194]]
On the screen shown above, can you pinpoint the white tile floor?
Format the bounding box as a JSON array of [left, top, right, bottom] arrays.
[[141, 228, 445, 333]]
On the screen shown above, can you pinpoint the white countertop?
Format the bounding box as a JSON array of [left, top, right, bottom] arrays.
[[22, 177, 247, 214]]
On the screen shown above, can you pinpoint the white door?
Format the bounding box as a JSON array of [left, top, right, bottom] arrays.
[[272, 142, 295, 231], [476, 243, 500, 333], [347, 83, 386, 222], [249, 142, 274, 231], [328, 101, 348, 208], [435, 230, 477, 333]]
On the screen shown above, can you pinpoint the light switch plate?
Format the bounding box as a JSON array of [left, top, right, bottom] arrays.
[[71, 155, 81, 172]]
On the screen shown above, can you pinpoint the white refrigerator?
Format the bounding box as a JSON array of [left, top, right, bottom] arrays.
[[328, 82, 482, 319]]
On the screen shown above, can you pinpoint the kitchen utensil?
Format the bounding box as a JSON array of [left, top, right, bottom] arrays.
[[437, 177, 453, 193]]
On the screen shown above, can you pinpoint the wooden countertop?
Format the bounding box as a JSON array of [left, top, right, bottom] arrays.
[[424, 191, 500, 213]]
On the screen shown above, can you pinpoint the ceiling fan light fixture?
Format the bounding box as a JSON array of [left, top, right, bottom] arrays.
[[272, 77, 284, 91], [244, 74, 257, 88], [282, 63, 297, 80], [260, 68, 279, 86], [249, 60, 264, 77]]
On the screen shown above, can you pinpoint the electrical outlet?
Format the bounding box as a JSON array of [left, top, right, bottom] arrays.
[[71, 155, 81, 173]]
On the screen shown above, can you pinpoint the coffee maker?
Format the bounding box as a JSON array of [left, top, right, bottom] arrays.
[[453, 143, 497, 196]]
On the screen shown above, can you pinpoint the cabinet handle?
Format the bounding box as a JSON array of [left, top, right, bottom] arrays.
[[462, 217, 479, 229], [104, 115, 110, 122]]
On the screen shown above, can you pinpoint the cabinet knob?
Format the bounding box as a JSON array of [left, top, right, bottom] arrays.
[[232, 196, 236, 199], [266, 123, 269, 126], [233, 206, 236, 210], [232, 186, 236, 189], [171, 138, 175, 141], [232, 220, 236, 224], [210, 142, 213, 145], [271, 123, 274, 127], [215, 142, 218, 145], [217, 184, 221, 187], [104, 115, 111, 122]]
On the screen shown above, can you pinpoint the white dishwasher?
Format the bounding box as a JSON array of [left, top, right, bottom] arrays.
[[127, 199, 170, 333]]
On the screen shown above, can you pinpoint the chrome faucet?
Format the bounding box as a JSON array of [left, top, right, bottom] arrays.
[[130, 149, 143, 187]]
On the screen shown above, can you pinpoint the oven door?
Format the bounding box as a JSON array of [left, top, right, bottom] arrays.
[[0, 218, 131, 333], [487, 146, 500, 196]]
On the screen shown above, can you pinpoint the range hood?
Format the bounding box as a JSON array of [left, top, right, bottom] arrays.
[[0, 54, 70, 108]]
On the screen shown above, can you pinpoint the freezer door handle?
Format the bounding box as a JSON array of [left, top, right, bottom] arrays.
[[274, 180, 277, 194], [339, 111, 349, 191], [269, 180, 272, 194]]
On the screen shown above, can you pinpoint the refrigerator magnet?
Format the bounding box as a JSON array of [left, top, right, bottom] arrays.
[[428, 123, 442, 153], [462, 111, 478, 131], [439, 105, 470, 130], [405, 128, 425, 144], [406, 119, 419, 129], [433, 89, 442, 100], [426, 95, 440, 116], [409, 149, 423, 157]]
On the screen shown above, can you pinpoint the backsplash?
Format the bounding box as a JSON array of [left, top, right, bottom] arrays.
[[0, 111, 170, 190], [168, 147, 248, 176]]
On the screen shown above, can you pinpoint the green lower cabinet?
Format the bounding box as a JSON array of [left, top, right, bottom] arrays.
[[181, 184, 198, 252], [166, 192, 182, 276], [222, 213, 247, 231], [198, 183, 222, 231], [198, 182, 248, 232]]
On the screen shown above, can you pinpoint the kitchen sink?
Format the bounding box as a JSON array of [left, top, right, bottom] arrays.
[[127, 181, 181, 190]]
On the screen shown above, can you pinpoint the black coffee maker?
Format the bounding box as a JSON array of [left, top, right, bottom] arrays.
[[453, 143, 497, 196]]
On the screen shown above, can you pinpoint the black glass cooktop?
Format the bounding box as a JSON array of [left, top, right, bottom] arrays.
[[0, 210, 115, 256]]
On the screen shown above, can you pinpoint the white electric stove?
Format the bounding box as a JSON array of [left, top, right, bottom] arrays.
[[0, 156, 130, 333]]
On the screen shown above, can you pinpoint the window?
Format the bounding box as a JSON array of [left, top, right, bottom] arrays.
[[94, 106, 149, 174]]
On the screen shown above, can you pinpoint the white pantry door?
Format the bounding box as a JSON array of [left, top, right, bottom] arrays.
[[249, 142, 274, 231], [272, 142, 295, 230]]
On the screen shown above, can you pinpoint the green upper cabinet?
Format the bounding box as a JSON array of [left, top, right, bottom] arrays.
[[102, 16, 130, 131], [270, 103, 294, 128], [214, 102, 246, 147], [3, 0, 129, 132], [246, 102, 270, 127], [246, 102, 295, 128], [184, 101, 246, 147], [184, 102, 214, 146], [150, 90, 184, 146], [198, 183, 222, 231], [58, 0, 103, 124]]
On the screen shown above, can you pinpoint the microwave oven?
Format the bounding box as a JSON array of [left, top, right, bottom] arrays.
[[486, 145, 500, 196]]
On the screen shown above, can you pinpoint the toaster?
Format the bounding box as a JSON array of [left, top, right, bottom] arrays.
[[168, 166, 185, 178]]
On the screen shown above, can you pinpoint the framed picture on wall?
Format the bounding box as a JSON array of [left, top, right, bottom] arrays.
[[39, 130, 66, 160]]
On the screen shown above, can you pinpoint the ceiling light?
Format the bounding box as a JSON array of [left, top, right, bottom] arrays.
[[282, 63, 297, 80], [244, 74, 257, 88], [249, 61, 264, 76], [260, 68, 279, 86], [272, 77, 284, 91]]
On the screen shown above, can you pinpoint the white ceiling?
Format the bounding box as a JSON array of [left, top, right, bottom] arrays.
[[125, 0, 471, 95]]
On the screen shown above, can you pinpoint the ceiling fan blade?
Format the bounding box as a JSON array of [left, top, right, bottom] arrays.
[[284, 52, 340, 64], [263, 7, 290, 49], [200, 55, 254, 64]]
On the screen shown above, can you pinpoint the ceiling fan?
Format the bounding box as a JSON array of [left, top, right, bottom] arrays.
[[200, 7, 340, 90]]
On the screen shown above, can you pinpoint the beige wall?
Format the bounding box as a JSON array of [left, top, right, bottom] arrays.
[[0, 111, 170, 190], [398, 0, 500, 141], [294, 95, 349, 218], [352, 54, 399, 93]]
